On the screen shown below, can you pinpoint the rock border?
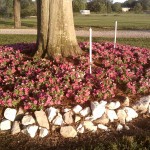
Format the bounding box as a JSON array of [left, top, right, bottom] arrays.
[[0, 95, 149, 138]]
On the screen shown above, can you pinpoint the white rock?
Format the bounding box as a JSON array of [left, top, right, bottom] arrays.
[[0, 119, 11, 130], [124, 107, 138, 122], [63, 108, 71, 113], [63, 111, 74, 124], [77, 124, 85, 133], [85, 116, 95, 121], [72, 105, 82, 114], [133, 95, 150, 113], [83, 121, 97, 132], [117, 124, 123, 131], [117, 109, 127, 124], [39, 127, 49, 138], [80, 107, 91, 117], [106, 109, 118, 122], [22, 115, 35, 126], [27, 125, 38, 138], [94, 113, 109, 125], [75, 115, 81, 123], [99, 100, 107, 106], [34, 110, 49, 129], [60, 126, 77, 138], [4, 108, 17, 121], [52, 113, 63, 126], [46, 107, 57, 122], [148, 105, 150, 113], [97, 124, 108, 131], [91, 101, 106, 120], [107, 101, 120, 110], [11, 121, 20, 135]]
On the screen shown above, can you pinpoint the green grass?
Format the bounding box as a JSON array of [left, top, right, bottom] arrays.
[[0, 13, 150, 30], [0, 35, 150, 49], [74, 13, 150, 30]]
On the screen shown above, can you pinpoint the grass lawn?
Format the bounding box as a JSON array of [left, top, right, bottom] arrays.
[[0, 13, 150, 30], [0, 34, 150, 49]]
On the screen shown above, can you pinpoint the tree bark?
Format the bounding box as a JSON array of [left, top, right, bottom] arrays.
[[35, 0, 81, 59], [14, 0, 21, 28]]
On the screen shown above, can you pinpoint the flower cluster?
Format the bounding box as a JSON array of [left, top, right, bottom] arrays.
[[0, 42, 149, 110]]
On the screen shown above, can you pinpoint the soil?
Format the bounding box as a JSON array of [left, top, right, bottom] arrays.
[[0, 115, 149, 150]]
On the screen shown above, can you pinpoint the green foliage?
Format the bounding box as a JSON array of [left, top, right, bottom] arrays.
[[0, 0, 13, 18], [112, 2, 122, 13], [133, 3, 143, 13], [21, 0, 37, 18], [73, 0, 87, 12]]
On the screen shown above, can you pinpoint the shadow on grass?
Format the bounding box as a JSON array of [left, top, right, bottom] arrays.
[[0, 116, 149, 150]]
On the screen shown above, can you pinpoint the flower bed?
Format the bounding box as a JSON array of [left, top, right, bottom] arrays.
[[0, 42, 149, 110]]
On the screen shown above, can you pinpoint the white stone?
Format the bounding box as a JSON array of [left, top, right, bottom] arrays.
[[72, 105, 82, 114], [148, 105, 150, 113], [99, 100, 107, 106], [107, 101, 120, 110], [4, 108, 17, 121], [97, 124, 108, 131], [77, 124, 85, 133], [117, 109, 127, 124], [0, 119, 11, 130], [27, 125, 38, 138], [52, 113, 63, 126], [124, 107, 138, 122], [117, 124, 123, 131], [64, 111, 74, 124], [22, 115, 35, 126], [80, 107, 91, 117], [39, 127, 49, 138], [60, 126, 77, 138], [91, 101, 106, 120], [133, 95, 150, 113], [85, 116, 95, 121], [94, 113, 109, 125], [11, 121, 20, 135], [106, 109, 118, 122], [34, 110, 49, 129], [75, 115, 81, 123], [46, 107, 57, 122], [63, 108, 71, 113], [83, 121, 97, 132]]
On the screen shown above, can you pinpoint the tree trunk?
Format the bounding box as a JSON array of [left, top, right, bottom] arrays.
[[14, 0, 21, 28], [35, 0, 81, 59]]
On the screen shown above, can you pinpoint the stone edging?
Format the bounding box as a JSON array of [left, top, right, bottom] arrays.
[[0, 95, 149, 138]]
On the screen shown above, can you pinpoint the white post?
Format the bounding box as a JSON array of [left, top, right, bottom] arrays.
[[114, 21, 117, 49], [89, 27, 92, 74]]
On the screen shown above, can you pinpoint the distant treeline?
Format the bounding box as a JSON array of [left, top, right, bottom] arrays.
[[0, 0, 150, 18], [73, 0, 150, 13], [0, 0, 36, 18]]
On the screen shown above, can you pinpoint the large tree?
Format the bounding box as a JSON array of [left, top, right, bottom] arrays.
[[14, 0, 21, 28], [34, 0, 81, 59]]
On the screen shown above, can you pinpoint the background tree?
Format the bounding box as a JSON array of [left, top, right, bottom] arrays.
[[35, 0, 81, 59], [112, 2, 122, 12], [0, 0, 13, 18], [14, 0, 21, 28], [133, 3, 143, 13], [73, 0, 87, 12], [21, 0, 37, 18]]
